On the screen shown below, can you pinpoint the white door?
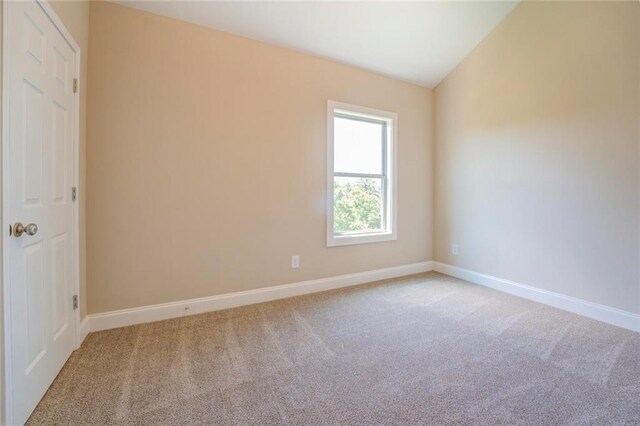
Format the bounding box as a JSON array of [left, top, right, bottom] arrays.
[[5, 1, 78, 424]]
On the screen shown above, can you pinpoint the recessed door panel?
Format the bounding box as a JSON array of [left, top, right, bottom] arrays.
[[51, 234, 69, 340], [24, 243, 45, 375], [51, 102, 67, 202], [23, 12, 44, 67], [23, 81, 44, 205], [52, 47, 68, 88]]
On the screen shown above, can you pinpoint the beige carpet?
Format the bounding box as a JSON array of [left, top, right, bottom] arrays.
[[28, 272, 640, 425]]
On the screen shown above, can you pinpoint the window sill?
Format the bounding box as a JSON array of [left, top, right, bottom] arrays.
[[327, 232, 397, 247]]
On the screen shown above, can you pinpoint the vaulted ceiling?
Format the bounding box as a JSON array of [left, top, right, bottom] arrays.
[[112, 1, 519, 87]]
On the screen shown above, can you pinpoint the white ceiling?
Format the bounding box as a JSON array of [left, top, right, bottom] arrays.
[[112, 1, 519, 88]]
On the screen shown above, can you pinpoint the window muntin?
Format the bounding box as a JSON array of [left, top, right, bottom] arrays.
[[327, 101, 397, 247]]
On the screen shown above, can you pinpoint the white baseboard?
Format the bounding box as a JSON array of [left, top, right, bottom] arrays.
[[433, 262, 640, 333], [83, 260, 638, 335], [78, 316, 90, 348], [88, 261, 435, 332]]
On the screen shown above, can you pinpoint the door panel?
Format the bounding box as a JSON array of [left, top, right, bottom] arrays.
[[51, 233, 69, 341], [51, 102, 68, 203], [22, 82, 44, 204], [23, 242, 45, 374], [6, 1, 78, 423]]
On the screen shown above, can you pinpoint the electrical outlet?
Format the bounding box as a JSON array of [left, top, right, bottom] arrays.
[[291, 255, 300, 269], [452, 244, 459, 256]]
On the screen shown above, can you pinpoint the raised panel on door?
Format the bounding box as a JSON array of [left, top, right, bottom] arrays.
[[23, 12, 45, 69], [23, 242, 46, 376], [51, 101, 67, 203], [52, 46, 69, 90], [51, 233, 69, 342], [22, 81, 45, 205]]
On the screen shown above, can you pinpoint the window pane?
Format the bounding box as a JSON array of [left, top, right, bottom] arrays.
[[334, 116, 384, 175], [333, 176, 384, 234]]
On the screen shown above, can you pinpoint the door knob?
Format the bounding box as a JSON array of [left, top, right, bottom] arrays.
[[12, 222, 38, 237]]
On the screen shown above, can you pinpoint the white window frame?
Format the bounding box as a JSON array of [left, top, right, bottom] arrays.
[[327, 100, 398, 247]]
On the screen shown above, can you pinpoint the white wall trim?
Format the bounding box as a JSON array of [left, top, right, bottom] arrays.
[[326, 100, 398, 247], [83, 260, 638, 336], [78, 317, 90, 347], [88, 261, 434, 332], [433, 262, 640, 333]]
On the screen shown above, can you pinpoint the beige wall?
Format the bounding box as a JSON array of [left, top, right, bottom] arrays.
[[86, 2, 434, 314], [434, 1, 640, 314]]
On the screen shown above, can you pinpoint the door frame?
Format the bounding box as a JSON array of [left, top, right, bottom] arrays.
[[1, 1, 81, 423]]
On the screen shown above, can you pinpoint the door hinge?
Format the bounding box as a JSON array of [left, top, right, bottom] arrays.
[[72, 186, 77, 202], [73, 295, 78, 310], [73, 78, 78, 94]]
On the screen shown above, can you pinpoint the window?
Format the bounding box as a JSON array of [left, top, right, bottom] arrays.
[[327, 100, 397, 247]]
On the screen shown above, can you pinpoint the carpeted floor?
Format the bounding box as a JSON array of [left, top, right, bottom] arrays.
[[28, 272, 640, 425]]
